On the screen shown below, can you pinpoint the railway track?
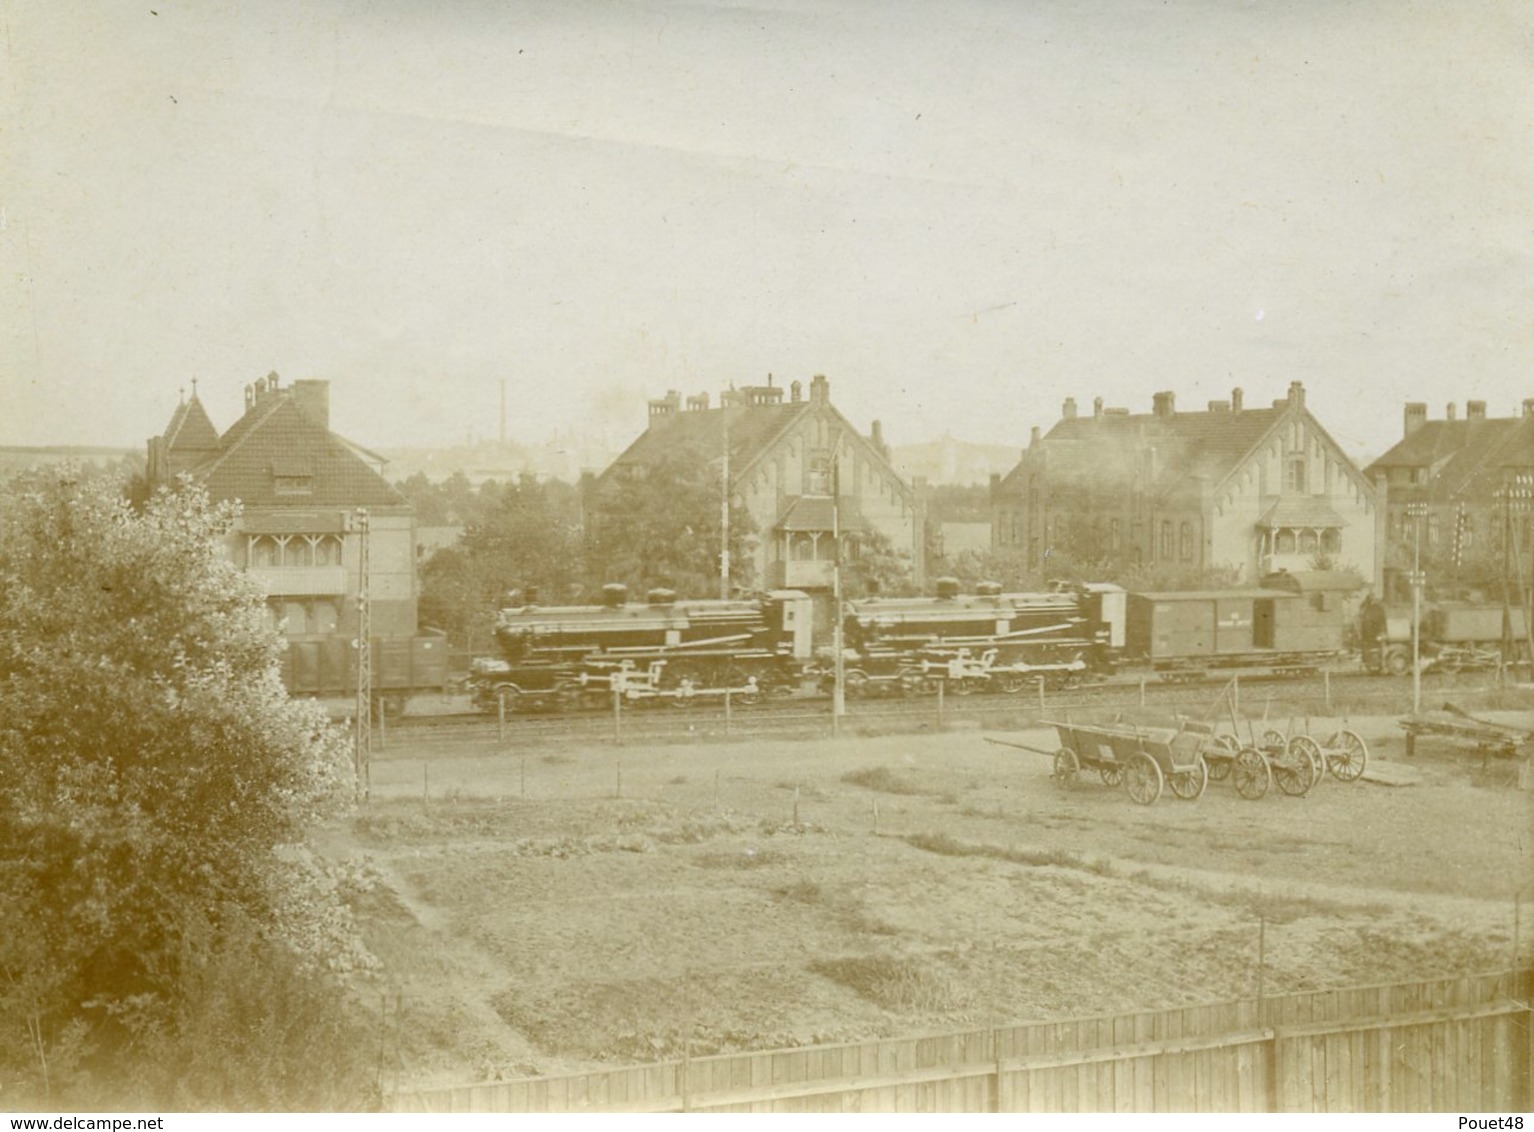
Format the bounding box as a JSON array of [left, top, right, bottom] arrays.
[[372, 668, 1522, 756]]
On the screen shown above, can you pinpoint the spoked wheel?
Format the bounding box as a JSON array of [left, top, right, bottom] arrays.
[[1168, 757, 1209, 801], [1260, 728, 1287, 752], [1324, 729, 1368, 782], [1053, 748, 1080, 789], [1232, 747, 1271, 800], [844, 670, 870, 699], [949, 676, 976, 696], [1271, 743, 1317, 796], [1288, 735, 1325, 786], [1099, 765, 1124, 787], [1206, 734, 1238, 781], [1123, 752, 1164, 805]]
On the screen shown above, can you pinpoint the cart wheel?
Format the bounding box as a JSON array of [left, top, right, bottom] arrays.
[[1206, 734, 1238, 781], [1052, 748, 1079, 789], [1287, 735, 1325, 786], [1325, 729, 1368, 782], [1099, 765, 1124, 787], [1272, 741, 1316, 796], [1168, 757, 1209, 801], [1386, 648, 1410, 676], [1123, 752, 1164, 805], [1232, 747, 1271, 800], [1260, 728, 1286, 752]]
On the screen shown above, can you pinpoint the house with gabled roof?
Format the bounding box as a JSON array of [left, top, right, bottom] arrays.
[[147, 373, 437, 696], [1366, 399, 1534, 597], [991, 382, 1383, 590], [595, 374, 924, 602]]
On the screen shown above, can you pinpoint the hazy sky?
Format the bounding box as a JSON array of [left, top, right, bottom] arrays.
[[4, 0, 1531, 460]]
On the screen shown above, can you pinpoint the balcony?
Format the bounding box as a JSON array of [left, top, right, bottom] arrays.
[[248, 565, 348, 596], [771, 560, 834, 589]]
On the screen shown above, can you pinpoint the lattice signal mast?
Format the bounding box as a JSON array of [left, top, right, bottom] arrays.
[[353, 507, 371, 799]]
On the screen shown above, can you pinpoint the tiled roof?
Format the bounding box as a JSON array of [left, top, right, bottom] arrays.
[[161, 395, 220, 453], [1369, 418, 1534, 501], [188, 394, 405, 510], [604, 403, 809, 477], [1257, 496, 1347, 529], [776, 495, 871, 533], [1040, 406, 1288, 494]]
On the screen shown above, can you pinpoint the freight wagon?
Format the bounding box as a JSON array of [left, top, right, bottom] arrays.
[[1125, 570, 1359, 679]]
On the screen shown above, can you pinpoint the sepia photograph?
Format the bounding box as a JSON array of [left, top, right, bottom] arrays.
[[2, 0, 1532, 1117]]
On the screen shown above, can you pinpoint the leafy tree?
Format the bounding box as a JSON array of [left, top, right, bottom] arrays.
[[844, 529, 916, 598], [584, 447, 757, 598], [0, 469, 374, 1108], [416, 475, 583, 648]]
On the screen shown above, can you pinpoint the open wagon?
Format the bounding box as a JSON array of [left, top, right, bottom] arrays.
[[1043, 717, 1210, 804]]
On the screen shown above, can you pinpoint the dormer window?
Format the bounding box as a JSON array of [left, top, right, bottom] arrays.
[[271, 457, 314, 496]]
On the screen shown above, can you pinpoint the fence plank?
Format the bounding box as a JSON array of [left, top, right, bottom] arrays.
[[390, 968, 1534, 1114]]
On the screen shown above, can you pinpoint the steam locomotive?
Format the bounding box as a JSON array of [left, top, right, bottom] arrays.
[[469, 584, 814, 710], [467, 569, 1367, 711]]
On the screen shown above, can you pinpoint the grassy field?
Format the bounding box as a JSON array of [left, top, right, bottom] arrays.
[[321, 714, 1533, 1092]]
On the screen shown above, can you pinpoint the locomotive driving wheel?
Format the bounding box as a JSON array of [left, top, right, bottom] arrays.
[[1231, 747, 1271, 800], [1052, 748, 1080, 788], [1323, 729, 1368, 782], [727, 666, 761, 706], [1168, 757, 1209, 801], [996, 672, 1028, 694], [1123, 752, 1164, 805]]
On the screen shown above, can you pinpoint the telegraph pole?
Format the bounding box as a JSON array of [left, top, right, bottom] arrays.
[[831, 448, 846, 733], [720, 409, 731, 600], [1407, 501, 1427, 715], [353, 508, 372, 800]]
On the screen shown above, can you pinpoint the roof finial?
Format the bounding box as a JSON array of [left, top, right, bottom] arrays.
[[191, 376, 198, 398], [179, 385, 185, 405]]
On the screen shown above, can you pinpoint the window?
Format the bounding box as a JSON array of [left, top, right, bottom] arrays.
[[1321, 529, 1341, 555], [807, 453, 831, 495], [1427, 515, 1441, 547], [1159, 520, 1173, 561], [1275, 529, 1296, 554], [1179, 521, 1193, 562], [1285, 456, 1307, 493], [1299, 529, 1318, 553], [273, 475, 313, 497]]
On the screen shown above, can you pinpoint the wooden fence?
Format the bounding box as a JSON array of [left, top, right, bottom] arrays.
[[390, 968, 1531, 1113]]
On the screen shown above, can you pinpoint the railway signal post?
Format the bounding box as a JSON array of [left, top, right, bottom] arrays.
[[1406, 501, 1428, 716]]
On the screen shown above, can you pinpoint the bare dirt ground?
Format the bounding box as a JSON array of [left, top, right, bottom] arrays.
[[319, 713, 1534, 1092]]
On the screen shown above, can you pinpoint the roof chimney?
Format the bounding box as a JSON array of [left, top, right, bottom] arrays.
[[1208, 400, 1231, 413], [1446, 402, 1457, 421], [1062, 396, 1077, 420], [1231, 387, 1244, 413], [1466, 400, 1485, 420], [290, 379, 330, 431], [648, 390, 682, 418], [1404, 402, 1427, 437], [1287, 381, 1305, 408], [686, 392, 710, 411], [1092, 396, 1103, 418], [1523, 398, 1534, 418], [809, 374, 829, 404], [1152, 390, 1175, 418], [790, 380, 802, 403], [1029, 425, 1041, 447]]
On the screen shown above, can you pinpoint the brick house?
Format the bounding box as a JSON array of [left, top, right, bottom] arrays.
[[990, 382, 1383, 589], [147, 373, 436, 695], [594, 374, 923, 614], [1366, 399, 1534, 599]]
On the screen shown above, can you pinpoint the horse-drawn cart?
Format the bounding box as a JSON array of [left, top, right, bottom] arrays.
[[989, 717, 1210, 804]]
